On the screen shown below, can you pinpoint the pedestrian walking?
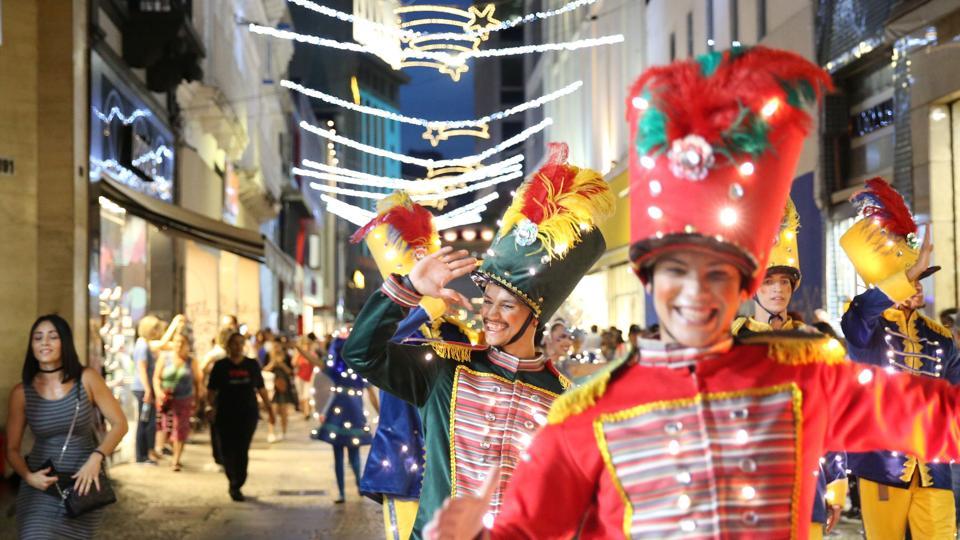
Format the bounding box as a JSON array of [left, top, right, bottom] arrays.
[[152, 331, 201, 472], [132, 314, 182, 465], [206, 332, 275, 501], [264, 338, 296, 442], [294, 335, 317, 420], [200, 325, 234, 471], [5, 314, 128, 539]]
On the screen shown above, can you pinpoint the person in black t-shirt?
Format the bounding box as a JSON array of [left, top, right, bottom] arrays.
[[206, 332, 275, 501]]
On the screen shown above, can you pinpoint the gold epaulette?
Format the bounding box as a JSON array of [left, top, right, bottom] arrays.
[[920, 315, 954, 340], [740, 333, 846, 365], [428, 341, 481, 362], [546, 355, 631, 425], [731, 317, 749, 336]]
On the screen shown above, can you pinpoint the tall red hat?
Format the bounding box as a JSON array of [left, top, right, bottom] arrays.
[[627, 46, 832, 293]]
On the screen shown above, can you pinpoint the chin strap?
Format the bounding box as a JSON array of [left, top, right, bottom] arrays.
[[505, 311, 537, 347], [753, 295, 785, 326]]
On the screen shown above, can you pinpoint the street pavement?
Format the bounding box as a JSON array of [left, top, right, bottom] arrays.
[[0, 415, 383, 539], [0, 413, 868, 539]]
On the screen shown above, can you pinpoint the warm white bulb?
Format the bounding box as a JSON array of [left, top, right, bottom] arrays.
[[461, 229, 477, 241], [719, 207, 738, 227], [631, 96, 649, 110], [480, 229, 494, 241], [443, 230, 458, 242], [738, 162, 755, 176], [648, 206, 664, 220], [761, 98, 780, 118]]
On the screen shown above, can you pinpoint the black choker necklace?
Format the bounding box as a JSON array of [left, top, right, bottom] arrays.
[[38, 366, 63, 373]]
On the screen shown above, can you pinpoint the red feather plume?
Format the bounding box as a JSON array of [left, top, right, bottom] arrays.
[[518, 143, 579, 224], [627, 46, 834, 146], [349, 191, 436, 248], [851, 178, 917, 237]]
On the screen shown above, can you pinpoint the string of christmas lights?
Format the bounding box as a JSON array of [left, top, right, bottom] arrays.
[[285, 0, 598, 42], [318, 193, 490, 231], [248, 24, 623, 66], [299, 118, 552, 168], [282, 79, 582, 130], [94, 106, 151, 125], [299, 157, 524, 192], [303, 168, 523, 201]]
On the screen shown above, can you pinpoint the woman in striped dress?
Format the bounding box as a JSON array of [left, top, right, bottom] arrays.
[[5, 314, 128, 539]]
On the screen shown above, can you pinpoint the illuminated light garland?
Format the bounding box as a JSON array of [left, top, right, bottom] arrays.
[[249, 24, 623, 66], [285, 0, 598, 42], [94, 106, 151, 125], [304, 168, 523, 201], [283, 80, 581, 130], [438, 192, 498, 221], [130, 145, 173, 167], [299, 117, 553, 168], [427, 165, 476, 178], [319, 193, 487, 231], [319, 194, 375, 226], [300, 156, 523, 191], [423, 124, 489, 147], [90, 157, 173, 201]]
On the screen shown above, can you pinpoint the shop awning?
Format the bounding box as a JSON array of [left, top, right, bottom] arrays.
[[264, 238, 301, 290], [97, 177, 265, 262]]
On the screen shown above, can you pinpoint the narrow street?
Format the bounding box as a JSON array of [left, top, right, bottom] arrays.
[[0, 416, 382, 539]]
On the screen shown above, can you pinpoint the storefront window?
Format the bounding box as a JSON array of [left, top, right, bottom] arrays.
[[825, 217, 860, 332], [94, 197, 152, 461]]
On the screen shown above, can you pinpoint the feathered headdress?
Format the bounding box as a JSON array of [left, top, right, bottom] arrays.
[[626, 46, 833, 294], [849, 177, 917, 239], [629, 46, 834, 166], [498, 143, 614, 261], [350, 191, 439, 250]]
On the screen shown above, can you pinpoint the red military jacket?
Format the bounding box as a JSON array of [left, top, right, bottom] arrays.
[[489, 336, 960, 539]]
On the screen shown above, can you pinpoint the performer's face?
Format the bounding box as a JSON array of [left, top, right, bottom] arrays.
[[897, 281, 924, 311], [756, 273, 793, 315], [647, 248, 747, 348], [481, 283, 534, 347]]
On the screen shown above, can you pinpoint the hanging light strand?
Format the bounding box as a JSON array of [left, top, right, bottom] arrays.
[[249, 24, 623, 66], [298, 159, 523, 192], [285, 0, 599, 41], [304, 168, 523, 201], [299, 118, 553, 168], [282, 79, 581, 130]]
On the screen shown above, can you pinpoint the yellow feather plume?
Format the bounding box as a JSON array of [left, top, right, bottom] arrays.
[[500, 166, 615, 261]]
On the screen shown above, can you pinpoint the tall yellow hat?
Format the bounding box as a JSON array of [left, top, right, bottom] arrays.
[[350, 191, 447, 319], [839, 178, 936, 303], [766, 198, 801, 287]]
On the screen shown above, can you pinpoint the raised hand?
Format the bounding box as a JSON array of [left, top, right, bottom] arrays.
[[906, 224, 933, 282], [424, 467, 500, 540], [408, 247, 477, 310]]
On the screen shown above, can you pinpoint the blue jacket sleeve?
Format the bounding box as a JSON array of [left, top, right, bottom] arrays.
[[391, 307, 431, 343], [841, 288, 894, 349]]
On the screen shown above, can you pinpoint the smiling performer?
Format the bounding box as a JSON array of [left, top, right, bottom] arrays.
[[424, 45, 960, 540], [732, 198, 848, 539], [342, 143, 613, 539]]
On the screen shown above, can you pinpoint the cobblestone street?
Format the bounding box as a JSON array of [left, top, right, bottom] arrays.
[[0, 416, 382, 539]]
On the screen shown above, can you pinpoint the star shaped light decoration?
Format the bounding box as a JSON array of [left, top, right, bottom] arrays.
[[467, 4, 500, 41]]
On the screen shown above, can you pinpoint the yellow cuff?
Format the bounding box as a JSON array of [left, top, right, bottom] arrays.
[[876, 271, 916, 304], [824, 478, 848, 507]]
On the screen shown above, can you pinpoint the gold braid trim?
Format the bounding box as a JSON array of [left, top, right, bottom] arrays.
[[546, 369, 611, 424], [767, 337, 846, 365], [429, 341, 476, 362], [546, 354, 632, 424]]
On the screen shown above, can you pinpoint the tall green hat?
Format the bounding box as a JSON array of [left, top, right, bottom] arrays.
[[472, 143, 614, 322]]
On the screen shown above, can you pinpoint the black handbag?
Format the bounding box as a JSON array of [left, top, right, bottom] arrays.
[[49, 390, 117, 517]]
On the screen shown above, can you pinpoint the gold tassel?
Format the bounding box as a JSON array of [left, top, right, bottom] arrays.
[[768, 336, 846, 366], [429, 341, 475, 362]]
